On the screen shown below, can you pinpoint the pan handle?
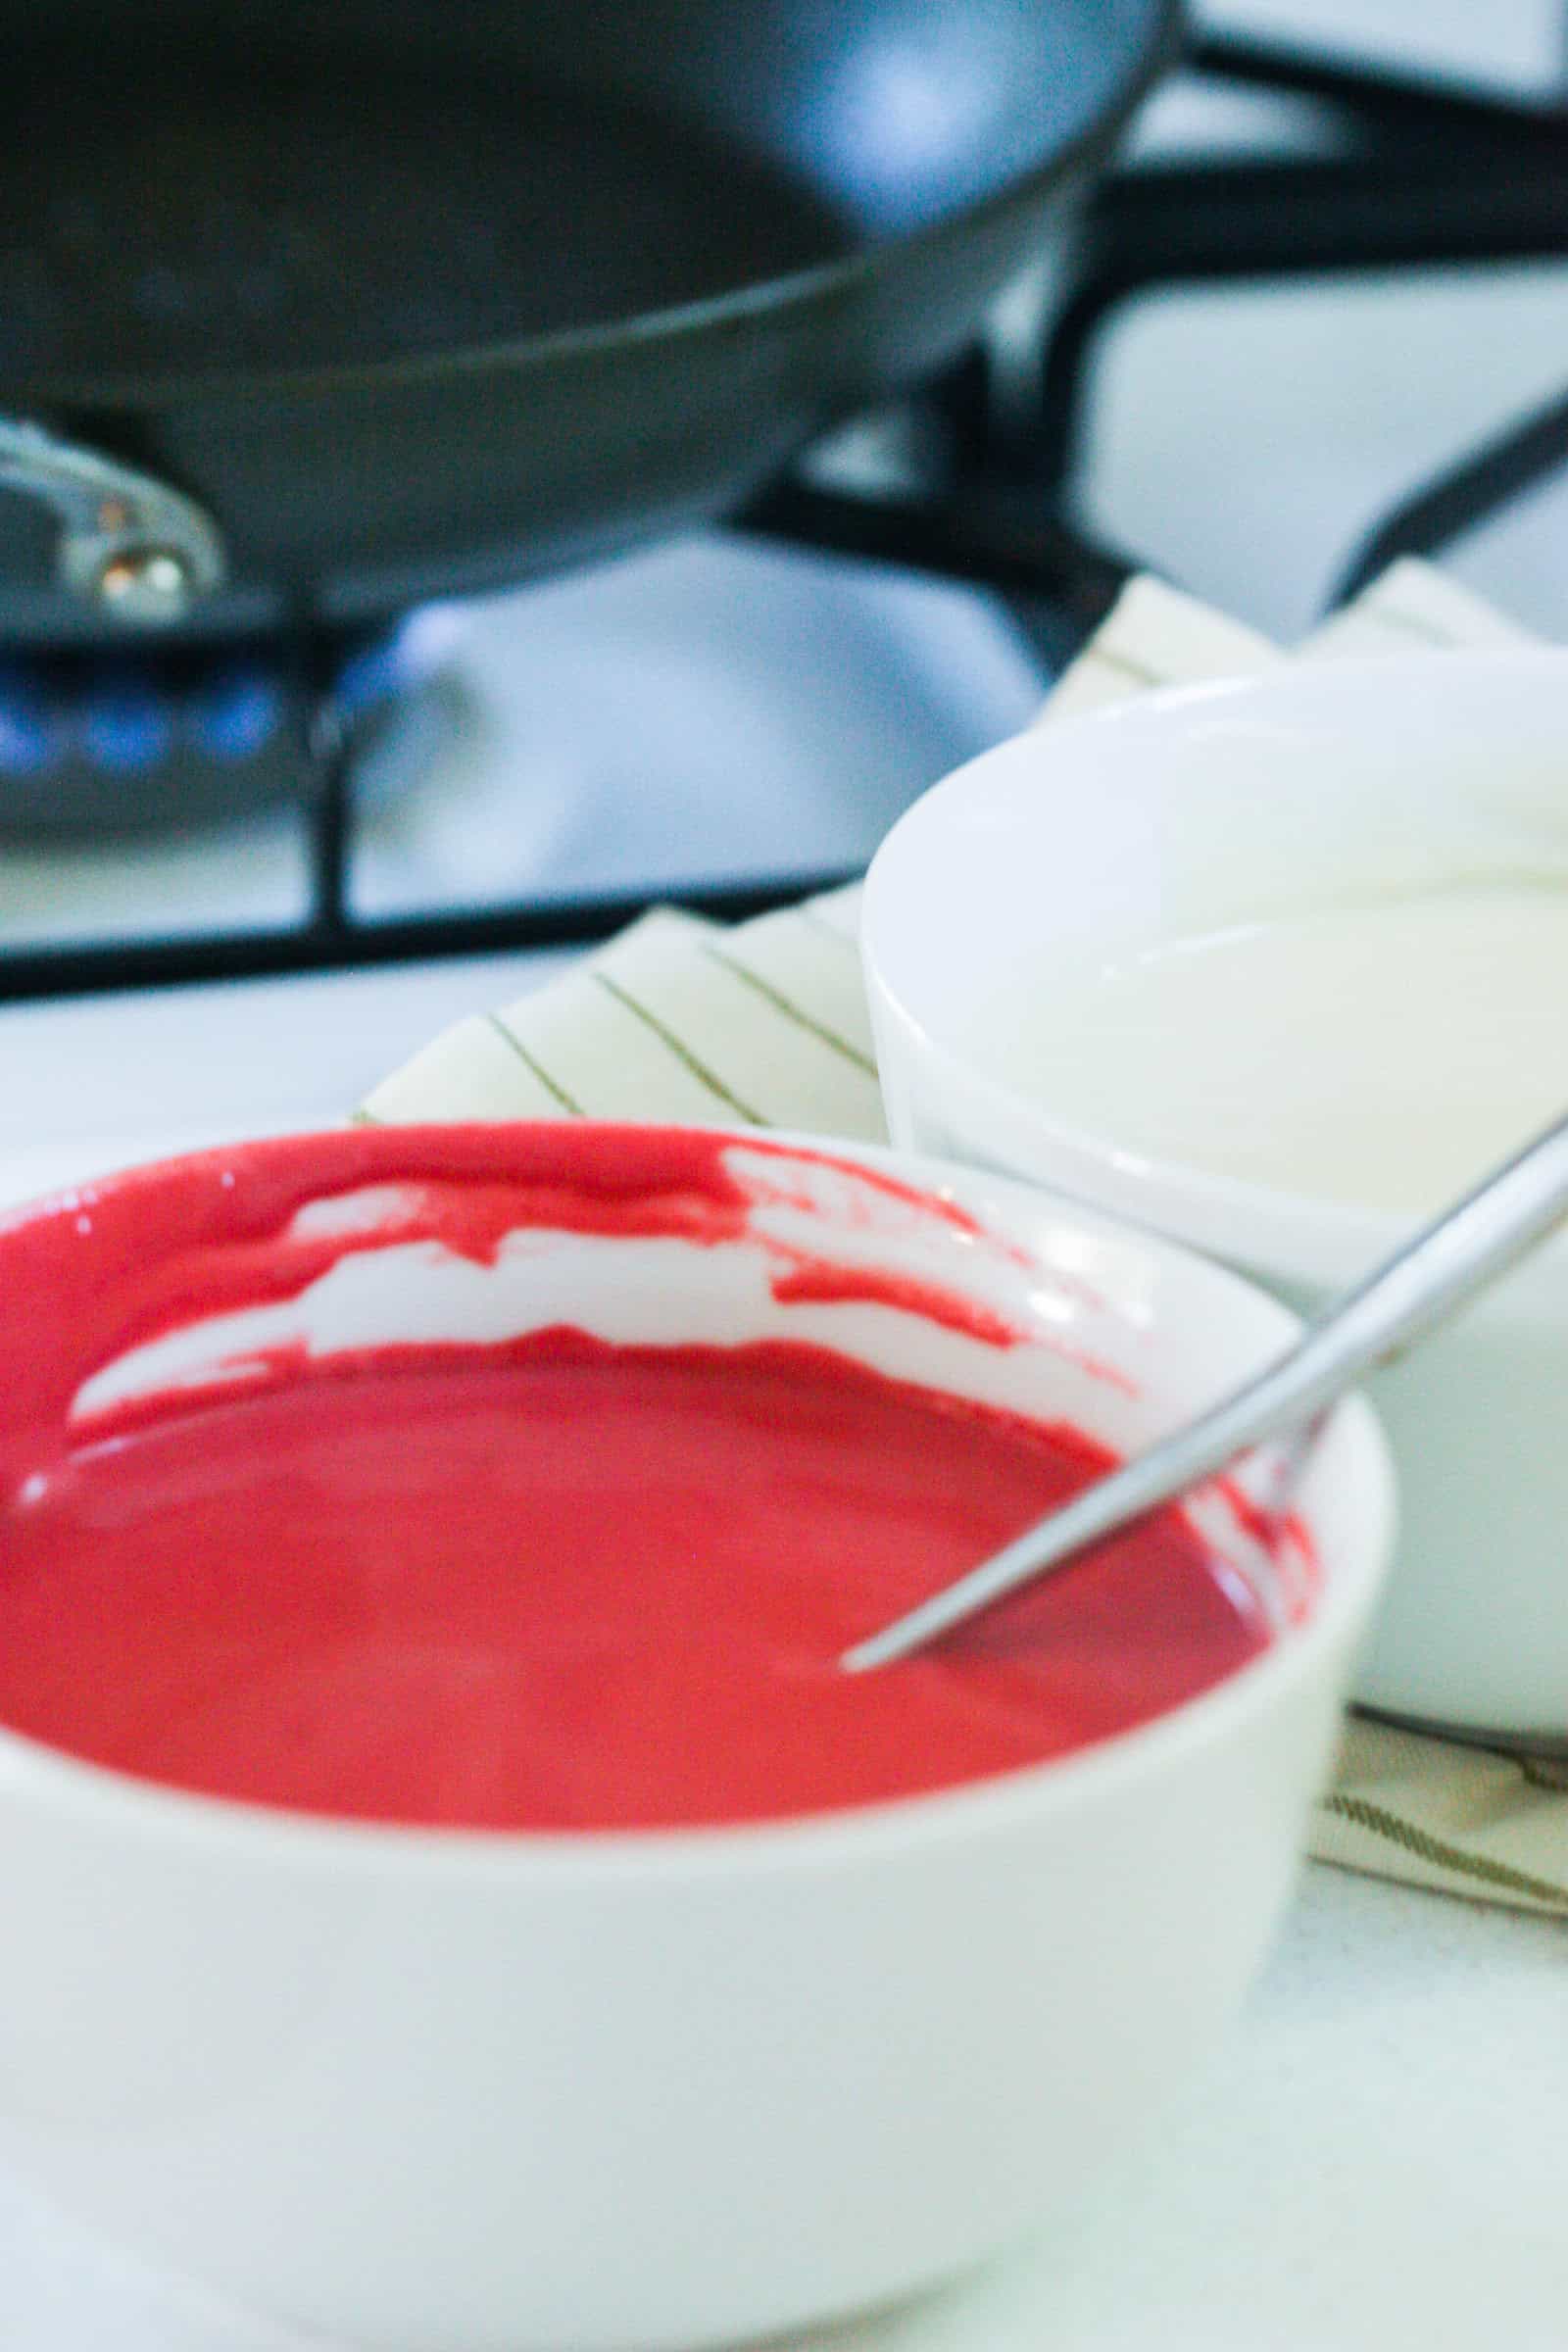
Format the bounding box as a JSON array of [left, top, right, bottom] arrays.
[[0, 416, 225, 625]]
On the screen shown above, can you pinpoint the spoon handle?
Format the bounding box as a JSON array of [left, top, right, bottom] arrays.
[[844, 1106, 1568, 1674]]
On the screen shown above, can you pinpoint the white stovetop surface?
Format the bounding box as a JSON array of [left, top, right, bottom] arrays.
[[3, 0, 1566, 2341]]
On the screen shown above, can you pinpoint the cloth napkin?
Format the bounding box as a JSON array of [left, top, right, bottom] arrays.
[[362, 556, 1568, 1918]]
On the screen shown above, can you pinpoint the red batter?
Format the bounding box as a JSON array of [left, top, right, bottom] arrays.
[[0, 1126, 1273, 1831]]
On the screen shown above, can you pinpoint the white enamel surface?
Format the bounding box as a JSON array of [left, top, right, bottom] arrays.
[[863, 648, 1568, 1735], [0, 1130, 1392, 2352]]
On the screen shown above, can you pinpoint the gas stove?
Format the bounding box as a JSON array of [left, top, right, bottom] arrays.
[[4, 0, 1568, 1015]]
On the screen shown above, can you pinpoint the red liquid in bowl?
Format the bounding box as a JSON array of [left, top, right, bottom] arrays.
[[0, 1128, 1273, 1832]]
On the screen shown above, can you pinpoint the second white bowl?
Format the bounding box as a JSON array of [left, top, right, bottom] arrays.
[[864, 648, 1568, 1740]]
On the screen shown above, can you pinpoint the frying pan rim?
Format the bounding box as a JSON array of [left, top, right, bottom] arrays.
[[0, 0, 1183, 414]]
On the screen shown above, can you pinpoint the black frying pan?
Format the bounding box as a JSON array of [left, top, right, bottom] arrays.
[[0, 0, 1179, 648]]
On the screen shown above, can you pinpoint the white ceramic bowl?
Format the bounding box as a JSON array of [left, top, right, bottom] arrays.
[[864, 647, 1568, 1743], [0, 1124, 1392, 2352]]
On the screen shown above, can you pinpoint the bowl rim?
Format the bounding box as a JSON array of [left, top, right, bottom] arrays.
[[862, 647, 1568, 1281], [0, 1119, 1396, 1879]]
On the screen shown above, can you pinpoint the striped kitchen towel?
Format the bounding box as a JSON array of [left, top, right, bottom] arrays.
[[362, 557, 1567, 1918]]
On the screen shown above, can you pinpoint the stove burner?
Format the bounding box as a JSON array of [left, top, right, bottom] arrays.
[[0, 620, 438, 838]]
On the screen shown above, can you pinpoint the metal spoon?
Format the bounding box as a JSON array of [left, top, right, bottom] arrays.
[[843, 1104, 1568, 1674]]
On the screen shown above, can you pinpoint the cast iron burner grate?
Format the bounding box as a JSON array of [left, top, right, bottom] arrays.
[[4, 28, 1568, 1005]]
